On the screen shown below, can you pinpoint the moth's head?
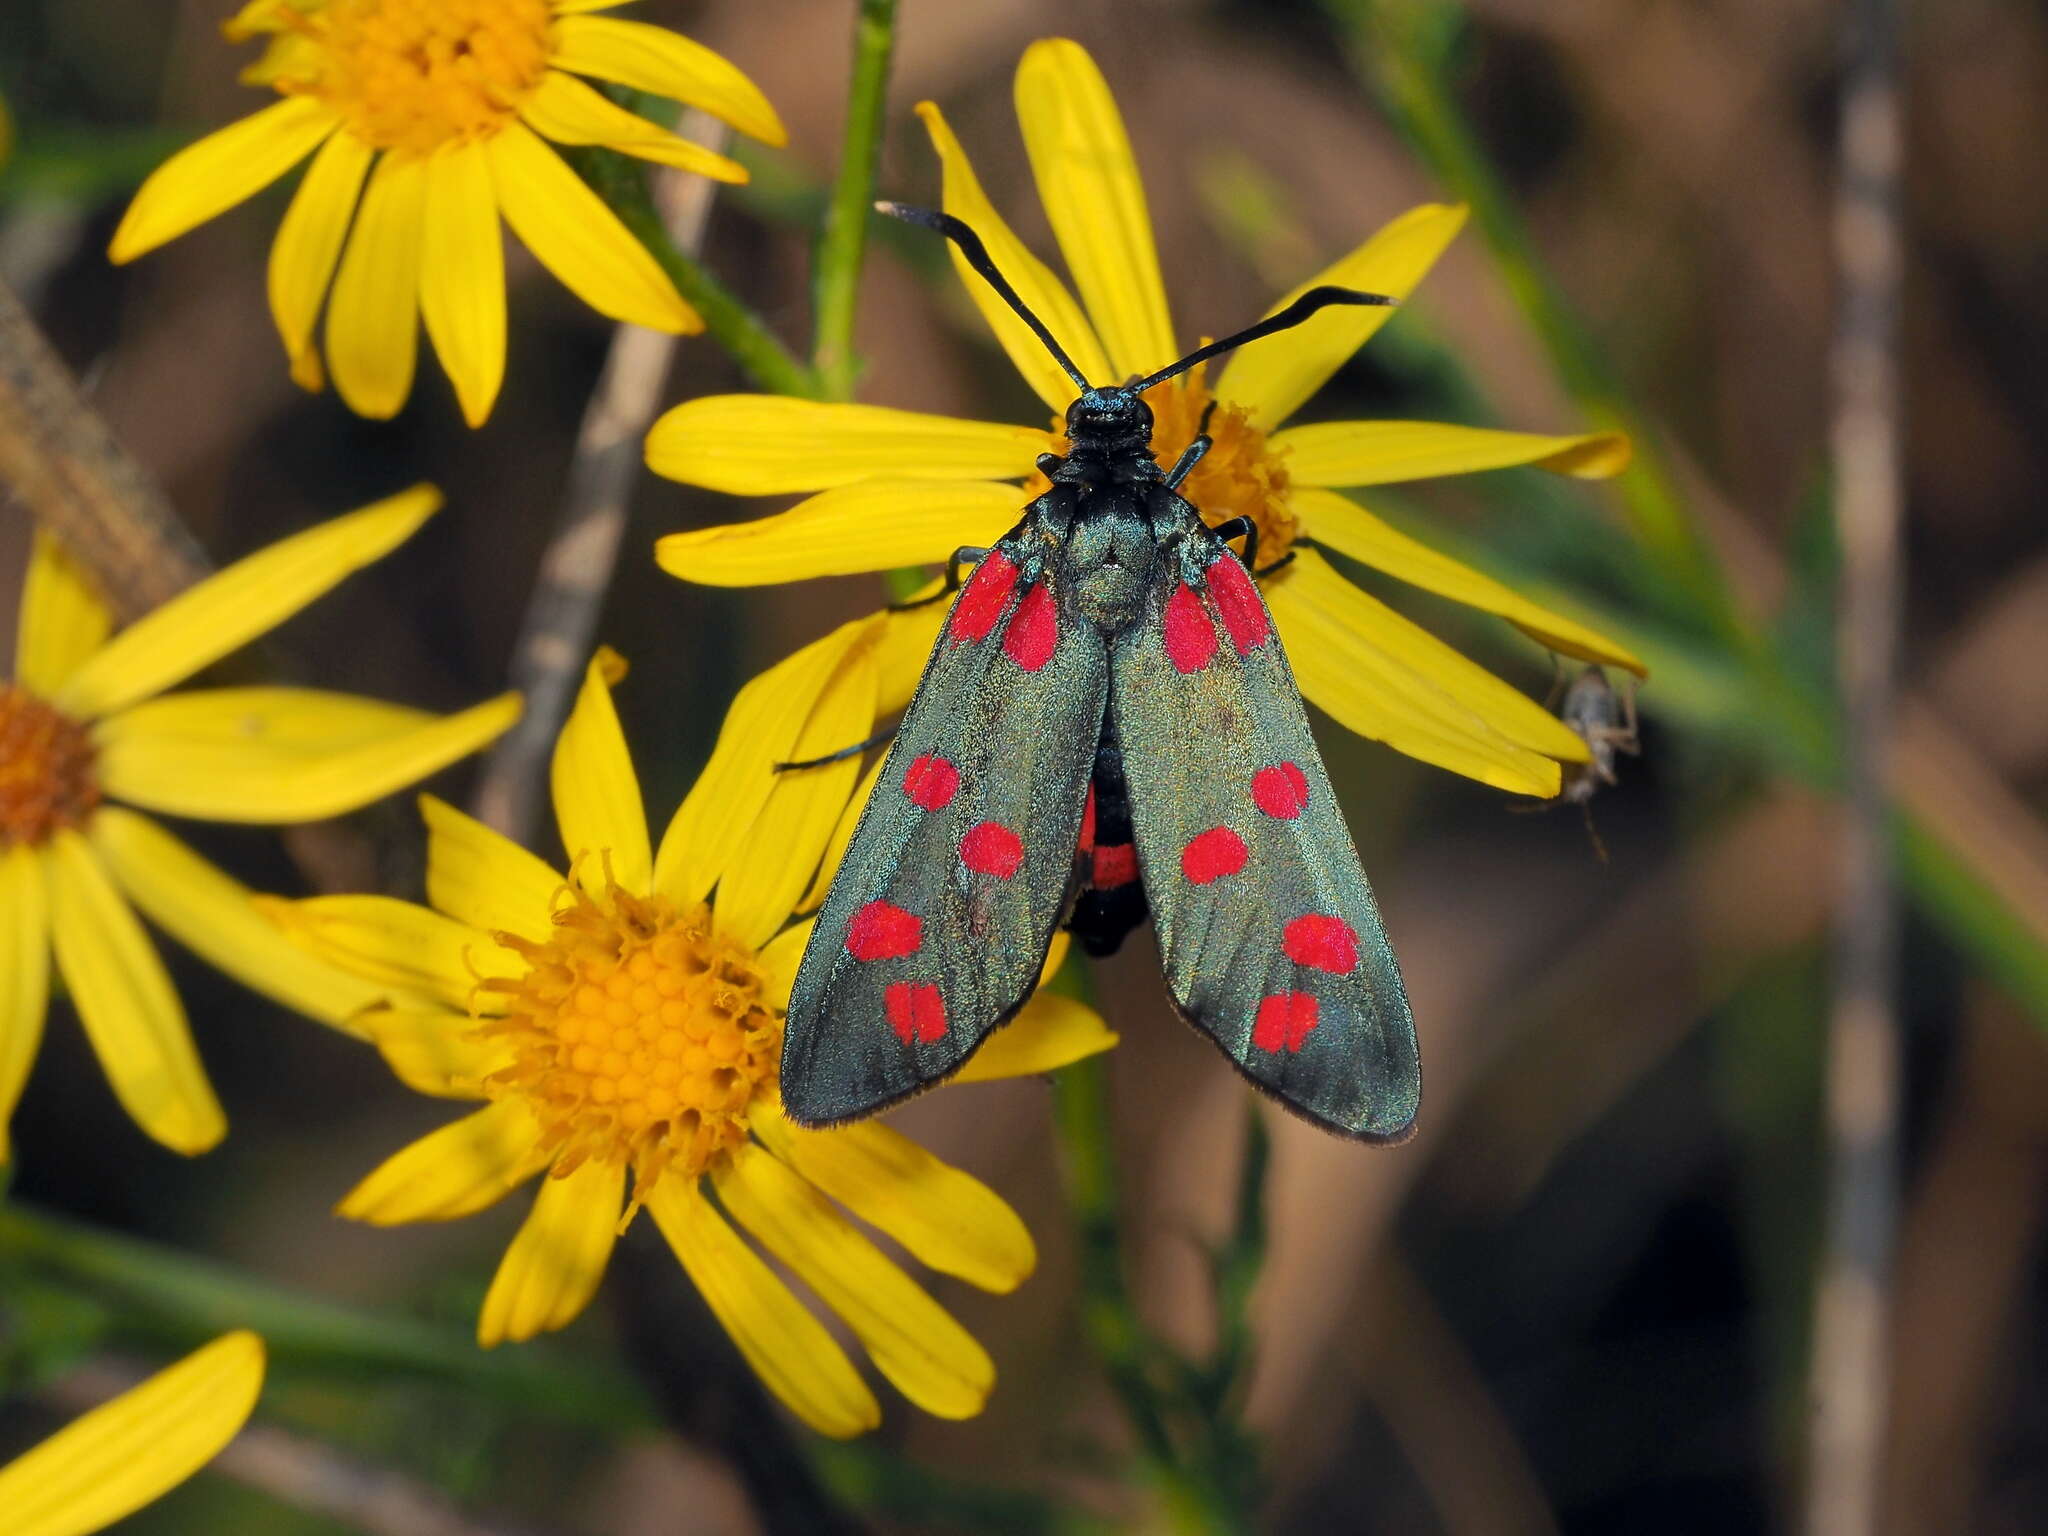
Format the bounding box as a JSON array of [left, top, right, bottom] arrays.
[[1064, 387, 1152, 455]]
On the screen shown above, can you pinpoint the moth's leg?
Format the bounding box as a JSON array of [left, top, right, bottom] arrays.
[[776, 724, 899, 772], [887, 546, 992, 611], [1164, 400, 1221, 491], [1210, 514, 1259, 574], [1618, 677, 1643, 754]]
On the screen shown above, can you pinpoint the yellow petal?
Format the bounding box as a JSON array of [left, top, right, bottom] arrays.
[[914, 100, 1110, 408], [1218, 202, 1467, 428], [1274, 419, 1632, 488], [646, 395, 1046, 495], [874, 594, 950, 716], [16, 531, 112, 699], [325, 151, 426, 420], [715, 1146, 994, 1419], [487, 120, 697, 333], [267, 895, 520, 1012], [653, 615, 873, 906], [750, 1108, 1034, 1294], [94, 689, 521, 823], [89, 807, 390, 1034], [268, 128, 373, 377], [644, 1175, 879, 1438], [338, 1100, 539, 1224], [44, 829, 223, 1155], [1013, 39, 1175, 381], [0, 846, 50, 1162], [547, 16, 787, 145], [421, 794, 565, 945], [796, 751, 884, 914], [360, 1007, 505, 1099], [756, 917, 813, 1011], [1266, 556, 1562, 796], [520, 69, 748, 181], [478, 1159, 622, 1345], [551, 651, 650, 894], [55, 486, 440, 720], [657, 481, 1021, 588], [420, 142, 507, 428], [108, 96, 336, 262], [1291, 488, 1646, 673], [0, 1331, 264, 1536], [950, 989, 1119, 1085], [713, 638, 877, 949]]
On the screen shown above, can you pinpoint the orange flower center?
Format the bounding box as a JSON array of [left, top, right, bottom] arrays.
[[260, 0, 553, 155], [0, 684, 100, 851], [1027, 367, 1297, 563], [475, 875, 777, 1200]]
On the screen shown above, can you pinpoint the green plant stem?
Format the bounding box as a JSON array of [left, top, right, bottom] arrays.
[[585, 149, 821, 400], [812, 0, 899, 400], [0, 1204, 654, 1431], [1327, 0, 1741, 643]]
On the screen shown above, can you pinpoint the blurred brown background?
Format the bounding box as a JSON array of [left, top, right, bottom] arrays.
[[4, 0, 2047, 1531]]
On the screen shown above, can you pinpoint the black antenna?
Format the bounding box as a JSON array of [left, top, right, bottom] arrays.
[[877, 202, 1092, 393], [1126, 286, 1396, 395]]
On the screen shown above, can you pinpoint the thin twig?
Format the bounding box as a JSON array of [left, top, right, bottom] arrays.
[[0, 274, 210, 618], [811, 0, 899, 400], [41, 1361, 566, 1536], [470, 117, 729, 845], [1806, 0, 1905, 1531]]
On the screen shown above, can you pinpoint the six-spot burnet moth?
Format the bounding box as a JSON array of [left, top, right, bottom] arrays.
[[780, 203, 1422, 1142]]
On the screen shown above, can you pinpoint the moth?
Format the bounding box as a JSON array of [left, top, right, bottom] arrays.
[[781, 205, 1421, 1142]]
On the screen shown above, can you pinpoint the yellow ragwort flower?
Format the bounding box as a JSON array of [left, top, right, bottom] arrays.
[[272, 634, 1115, 1437], [2, 488, 519, 1155], [649, 37, 1646, 800], [0, 1331, 263, 1536], [109, 0, 787, 426]]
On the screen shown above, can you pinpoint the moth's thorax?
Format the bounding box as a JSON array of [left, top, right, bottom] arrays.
[[1064, 485, 1157, 633]]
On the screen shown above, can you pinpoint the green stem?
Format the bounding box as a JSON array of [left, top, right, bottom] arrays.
[[1327, 0, 1740, 642], [0, 1204, 654, 1431], [586, 148, 822, 399], [812, 0, 900, 401]]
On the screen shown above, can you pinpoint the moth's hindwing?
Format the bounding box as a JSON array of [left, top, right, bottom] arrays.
[[782, 496, 1106, 1125], [1109, 505, 1421, 1140]]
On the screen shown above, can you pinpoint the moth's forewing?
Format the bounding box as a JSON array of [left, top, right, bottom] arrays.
[[782, 493, 1107, 1125], [1109, 498, 1420, 1140]]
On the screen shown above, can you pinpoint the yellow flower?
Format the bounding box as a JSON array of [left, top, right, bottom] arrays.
[[0, 1331, 263, 1536], [2, 488, 519, 1156], [649, 37, 1645, 799], [109, 0, 787, 426], [271, 635, 1115, 1437]]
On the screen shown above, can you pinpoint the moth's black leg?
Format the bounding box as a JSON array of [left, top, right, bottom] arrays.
[[1035, 452, 1063, 477], [886, 546, 991, 611], [1254, 551, 1296, 581], [776, 724, 899, 772], [1210, 514, 1260, 575]]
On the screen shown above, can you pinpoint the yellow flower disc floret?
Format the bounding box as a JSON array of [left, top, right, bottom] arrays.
[[0, 684, 100, 851], [477, 874, 778, 1202], [1028, 366, 1298, 562], [270, 0, 553, 156]]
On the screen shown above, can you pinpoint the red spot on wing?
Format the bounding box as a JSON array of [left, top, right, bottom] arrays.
[[1078, 782, 1098, 857], [960, 820, 1025, 879], [1181, 826, 1249, 884], [1207, 556, 1270, 654], [1163, 582, 1218, 673], [1283, 914, 1358, 974], [1092, 842, 1138, 889], [1253, 991, 1320, 1052], [950, 551, 1019, 643], [902, 754, 960, 810], [1003, 581, 1059, 671], [1251, 761, 1309, 819], [885, 981, 949, 1044], [846, 900, 922, 961]]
